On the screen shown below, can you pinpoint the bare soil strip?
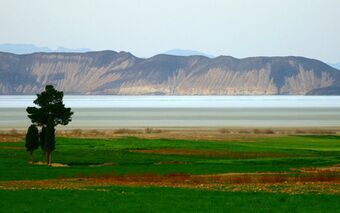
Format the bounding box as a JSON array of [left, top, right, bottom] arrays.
[[0, 146, 25, 150], [1, 169, 339, 194]]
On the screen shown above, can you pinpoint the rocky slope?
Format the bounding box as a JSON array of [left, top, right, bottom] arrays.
[[0, 51, 339, 95]]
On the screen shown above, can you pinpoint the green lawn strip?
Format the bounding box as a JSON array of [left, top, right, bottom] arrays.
[[56, 136, 340, 156], [1, 151, 338, 180], [0, 186, 339, 213], [249, 136, 340, 151], [0, 136, 339, 181]]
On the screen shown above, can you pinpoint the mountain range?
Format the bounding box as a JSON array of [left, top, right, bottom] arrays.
[[163, 49, 214, 58], [0, 43, 91, 55], [0, 50, 339, 95]]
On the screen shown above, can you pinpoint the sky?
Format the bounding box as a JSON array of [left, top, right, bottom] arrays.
[[1, 0, 340, 62]]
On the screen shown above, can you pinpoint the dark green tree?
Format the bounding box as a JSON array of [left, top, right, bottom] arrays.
[[26, 85, 73, 165], [25, 124, 39, 162]]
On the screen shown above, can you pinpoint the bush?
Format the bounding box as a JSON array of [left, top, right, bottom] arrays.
[[145, 128, 162, 134], [219, 128, 230, 134], [115, 128, 141, 134]]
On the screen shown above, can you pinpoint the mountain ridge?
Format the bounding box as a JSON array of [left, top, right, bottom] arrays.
[[0, 43, 91, 55], [162, 49, 214, 58], [0, 51, 339, 95]]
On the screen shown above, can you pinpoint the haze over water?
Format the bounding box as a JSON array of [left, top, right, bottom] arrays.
[[0, 96, 340, 129]]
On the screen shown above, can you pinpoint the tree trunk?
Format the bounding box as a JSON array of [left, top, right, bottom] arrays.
[[30, 151, 33, 163], [45, 151, 49, 165], [46, 152, 52, 165], [28, 151, 33, 163], [43, 151, 46, 164], [49, 152, 52, 165]]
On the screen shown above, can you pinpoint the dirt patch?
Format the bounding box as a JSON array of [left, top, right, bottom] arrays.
[[30, 161, 118, 167], [1, 169, 339, 194], [1, 178, 338, 194], [130, 149, 289, 159], [193, 171, 340, 184], [301, 164, 340, 173], [51, 163, 69, 167], [29, 161, 69, 167], [0, 146, 24, 150], [89, 163, 117, 167]]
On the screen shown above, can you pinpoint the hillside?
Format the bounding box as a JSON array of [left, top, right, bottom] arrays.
[[0, 51, 339, 95]]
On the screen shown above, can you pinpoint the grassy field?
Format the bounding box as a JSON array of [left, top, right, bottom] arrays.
[[0, 134, 339, 212], [1, 187, 339, 213]]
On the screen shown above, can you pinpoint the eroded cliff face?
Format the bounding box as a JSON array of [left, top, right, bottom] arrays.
[[0, 51, 339, 95], [167, 68, 277, 95], [280, 69, 334, 95]]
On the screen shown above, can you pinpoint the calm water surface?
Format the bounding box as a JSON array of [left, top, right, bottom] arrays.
[[0, 96, 339, 129]]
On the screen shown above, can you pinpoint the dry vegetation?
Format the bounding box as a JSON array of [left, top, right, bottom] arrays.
[[1, 127, 338, 142], [58, 127, 340, 141], [1, 167, 339, 194], [0, 129, 25, 142]]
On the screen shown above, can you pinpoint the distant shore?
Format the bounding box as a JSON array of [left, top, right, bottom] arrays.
[[1, 127, 339, 143]]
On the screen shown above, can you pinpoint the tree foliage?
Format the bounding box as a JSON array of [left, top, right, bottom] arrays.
[[26, 85, 73, 127], [45, 116, 55, 164], [25, 124, 39, 157], [45, 117, 55, 152]]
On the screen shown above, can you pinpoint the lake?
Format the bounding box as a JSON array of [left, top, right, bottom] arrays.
[[0, 96, 340, 129]]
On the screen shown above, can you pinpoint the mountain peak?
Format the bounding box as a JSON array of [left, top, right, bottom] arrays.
[[163, 49, 214, 58]]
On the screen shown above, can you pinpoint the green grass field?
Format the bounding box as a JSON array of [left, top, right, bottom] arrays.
[[1, 187, 339, 213], [0, 135, 339, 212]]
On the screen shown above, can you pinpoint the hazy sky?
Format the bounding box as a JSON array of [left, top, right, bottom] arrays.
[[1, 0, 340, 62]]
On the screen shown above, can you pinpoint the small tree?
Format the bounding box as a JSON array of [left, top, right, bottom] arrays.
[[25, 124, 39, 162], [26, 85, 73, 165]]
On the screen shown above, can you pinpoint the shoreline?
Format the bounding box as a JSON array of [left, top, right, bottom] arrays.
[[2, 127, 339, 142]]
